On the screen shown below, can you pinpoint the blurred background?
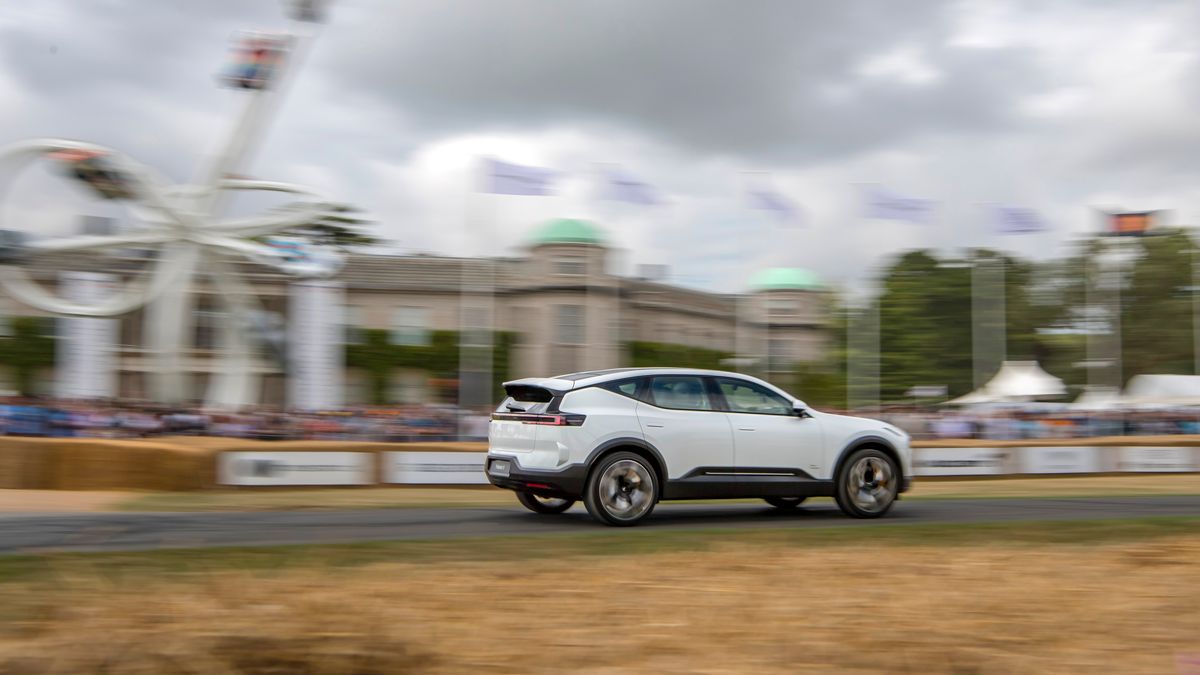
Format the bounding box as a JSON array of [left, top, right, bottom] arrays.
[[1, 0, 1200, 442]]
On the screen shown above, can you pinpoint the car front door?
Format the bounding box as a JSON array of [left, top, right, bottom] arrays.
[[635, 374, 734, 479], [712, 376, 825, 477]]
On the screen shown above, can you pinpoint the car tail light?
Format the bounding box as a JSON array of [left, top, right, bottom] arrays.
[[490, 412, 586, 426]]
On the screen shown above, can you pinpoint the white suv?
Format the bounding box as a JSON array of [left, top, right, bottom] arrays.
[[486, 367, 912, 526]]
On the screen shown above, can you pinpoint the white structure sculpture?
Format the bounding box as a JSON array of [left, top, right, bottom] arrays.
[[0, 1, 354, 408]]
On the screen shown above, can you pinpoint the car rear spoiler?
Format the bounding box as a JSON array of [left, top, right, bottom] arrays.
[[502, 377, 576, 397]]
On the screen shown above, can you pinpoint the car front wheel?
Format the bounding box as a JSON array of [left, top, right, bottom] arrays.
[[516, 491, 575, 514], [834, 448, 899, 518], [584, 451, 658, 526]]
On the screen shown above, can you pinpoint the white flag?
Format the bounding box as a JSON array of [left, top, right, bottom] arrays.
[[862, 185, 935, 224], [746, 185, 802, 225], [992, 205, 1047, 234], [603, 167, 658, 206], [483, 158, 557, 196]]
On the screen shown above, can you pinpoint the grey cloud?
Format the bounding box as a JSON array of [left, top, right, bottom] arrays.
[[320, 0, 1049, 164]]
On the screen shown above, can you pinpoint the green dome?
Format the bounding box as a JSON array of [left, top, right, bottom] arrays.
[[529, 218, 605, 246], [751, 267, 823, 291]]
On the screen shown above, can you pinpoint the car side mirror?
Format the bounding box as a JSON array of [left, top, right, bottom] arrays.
[[792, 400, 809, 417]]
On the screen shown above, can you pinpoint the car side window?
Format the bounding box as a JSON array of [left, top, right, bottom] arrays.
[[599, 377, 641, 400], [716, 378, 792, 415], [648, 376, 713, 411]]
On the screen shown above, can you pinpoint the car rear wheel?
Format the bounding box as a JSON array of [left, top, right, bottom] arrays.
[[516, 491, 575, 514], [764, 496, 807, 509], [584, 451, 657, 526], [835, 448, 899, 518]]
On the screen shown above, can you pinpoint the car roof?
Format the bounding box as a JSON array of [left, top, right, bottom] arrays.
[[553, 367, 763, 387]]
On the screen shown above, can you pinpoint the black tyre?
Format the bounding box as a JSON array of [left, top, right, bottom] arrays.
[[583, 451, 658, 526], [834, 447, 899, 518], [764, 496, 807, 509], [516, 491, 575, 514]]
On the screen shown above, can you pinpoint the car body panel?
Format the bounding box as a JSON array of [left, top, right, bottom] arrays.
[[487, 367, 913, 504]]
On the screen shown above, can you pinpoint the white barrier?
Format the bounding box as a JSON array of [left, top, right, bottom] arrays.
[[1021, 446, 1102, 474], [214, 445, 1200, 486], [382, 451, 488, 485], [218, 451, 374, 486], [1119, 446, 1196, 472], [912, 448, 1009, 477]]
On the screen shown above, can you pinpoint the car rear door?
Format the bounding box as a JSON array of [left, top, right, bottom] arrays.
[[635, 374, 734, 479]]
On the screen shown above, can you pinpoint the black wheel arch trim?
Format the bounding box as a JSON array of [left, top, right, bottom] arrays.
[[584, 437, 669, 487], [832, 435, 904, 482]]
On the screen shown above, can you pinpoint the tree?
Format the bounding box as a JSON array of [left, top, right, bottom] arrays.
[[0, 317, 55, 396]]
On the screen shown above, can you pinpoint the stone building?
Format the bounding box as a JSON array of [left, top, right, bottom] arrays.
[[0, 218, 830, 405]]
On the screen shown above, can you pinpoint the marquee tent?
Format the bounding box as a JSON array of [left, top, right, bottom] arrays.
[[945, 360, 1067, 405], [1121, 374, 1200, 408]]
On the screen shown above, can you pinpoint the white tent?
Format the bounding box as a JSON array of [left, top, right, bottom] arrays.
[[1121, 374, 1200, 408], [946, 360, 1067, 406], [1069, 385, 1122, 411]]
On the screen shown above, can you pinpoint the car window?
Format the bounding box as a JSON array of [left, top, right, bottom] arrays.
[[716, 378, 792, 415], [649, 376, 712, 411], [599, 377, 641, 399]]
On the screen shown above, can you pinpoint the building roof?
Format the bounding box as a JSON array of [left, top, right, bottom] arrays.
[[529, 218, 605, 246], [751, 267, 823, 291]]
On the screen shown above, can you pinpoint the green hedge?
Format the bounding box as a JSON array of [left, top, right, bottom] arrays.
[[346, 329, 515, 405]]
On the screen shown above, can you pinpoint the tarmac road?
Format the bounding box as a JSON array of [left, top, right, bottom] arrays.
[[1, 495, 1198, 554]]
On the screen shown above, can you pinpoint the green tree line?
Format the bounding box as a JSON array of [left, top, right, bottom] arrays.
[[794, 229, 1200, 407]]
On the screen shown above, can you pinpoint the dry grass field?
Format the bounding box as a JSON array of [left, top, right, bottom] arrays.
[[0, 520, 1198, 674]]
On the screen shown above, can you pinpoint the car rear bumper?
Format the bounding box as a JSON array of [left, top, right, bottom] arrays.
[[485, 455, 588, 499]]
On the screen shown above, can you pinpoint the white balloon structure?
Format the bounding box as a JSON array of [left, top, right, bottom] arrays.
[[0, 1, 358, 408]]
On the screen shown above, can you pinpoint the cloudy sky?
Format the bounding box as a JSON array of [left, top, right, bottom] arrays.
[[2, 0, 1200, 294]]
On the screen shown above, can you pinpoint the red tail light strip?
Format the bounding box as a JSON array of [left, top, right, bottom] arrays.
[[490, 412, 586, 426]]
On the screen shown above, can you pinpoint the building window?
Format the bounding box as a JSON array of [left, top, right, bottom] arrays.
[[555, 256, 587, 276], [344, 305, 365, 345], [768, 337, 792, 367], [194, 299, 221, 350], [391, 307, 430, 346], [461, 306, 491, 347], [557, 305, 585, 344], [768, 297, 796, 318]]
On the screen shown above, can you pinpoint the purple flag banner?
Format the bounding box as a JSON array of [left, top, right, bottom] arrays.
[[484, 158, 557, 196], [604, 168, 658, 206], [746, 186, 801, 225], [862, 185, 935, 224], [992, 205, 1047, 234]]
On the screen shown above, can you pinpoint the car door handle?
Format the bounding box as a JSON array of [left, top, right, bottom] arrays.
[[646, 423, 664, 428], [737, 427, 755, 432]]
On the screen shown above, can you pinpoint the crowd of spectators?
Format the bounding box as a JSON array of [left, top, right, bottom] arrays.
[[7, 397, 1200, 442], [876, 408, 1200, 440], [0, 398, 492, 442]]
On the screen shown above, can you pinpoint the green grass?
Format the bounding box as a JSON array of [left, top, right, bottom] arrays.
[[3, 516, 1198, 586]]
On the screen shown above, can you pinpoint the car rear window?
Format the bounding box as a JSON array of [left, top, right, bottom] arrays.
[[503, 385, 554, 403]]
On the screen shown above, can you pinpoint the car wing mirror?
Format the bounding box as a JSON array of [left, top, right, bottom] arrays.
[[792, 400, 809, 417]]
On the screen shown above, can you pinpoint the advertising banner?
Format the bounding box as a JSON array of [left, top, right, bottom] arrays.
[[912, 447, 1008, 476], [56, 271, 118, 399], [1021, 446, 1101, 474], [1119, 446, 1196, 473], [219, 451, 372, 486], [288, 280, 345, 410], [382, 451, 489, 485]]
